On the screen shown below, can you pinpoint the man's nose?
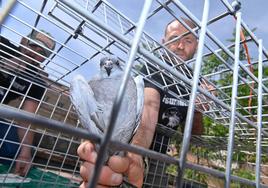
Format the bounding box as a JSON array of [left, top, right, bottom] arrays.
[[26, 50, 36, 58], [177, 40, 184, 49]]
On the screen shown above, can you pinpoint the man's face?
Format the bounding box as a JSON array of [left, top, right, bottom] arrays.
[[26, 44, 46, 63], [20, 38, 46, 64], [163, 20, 197, 61]]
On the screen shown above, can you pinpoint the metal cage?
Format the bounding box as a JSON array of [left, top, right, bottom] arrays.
[[0, 0, 267, 187]]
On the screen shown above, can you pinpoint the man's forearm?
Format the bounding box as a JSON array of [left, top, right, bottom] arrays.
[[192, 111, 203, 135], [131, 123, 155, 149], [17, 122, 34, 153], [131, 107, 159, 149], [131, 88, 160, 150], [18, 99, 38, 155]]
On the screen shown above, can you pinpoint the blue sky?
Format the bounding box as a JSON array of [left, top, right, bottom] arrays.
[[2, 0, 267, 53], [107, 0, 268, 49], [1, 0, 267, 83]]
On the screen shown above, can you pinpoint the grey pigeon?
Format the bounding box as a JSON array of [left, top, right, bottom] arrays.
[[70, 56, 144, 156]]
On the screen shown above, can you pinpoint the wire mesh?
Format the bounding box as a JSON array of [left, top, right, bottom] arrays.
[[0, 0, 268, 187]]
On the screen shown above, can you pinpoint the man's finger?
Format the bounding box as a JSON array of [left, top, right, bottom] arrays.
[[14, 163, 21, 175], [108, 155, 129, 173], [80, 162, 92, 182], [127, 163, 144, 188], [22, 163, 30, 176], [79, 181, 88, 188], [125, 153, 144, 188], [80, 162, 123, 186], [77, 141, 97, 162], [15, 162, 24, 176], [79, 181, 110, 188]]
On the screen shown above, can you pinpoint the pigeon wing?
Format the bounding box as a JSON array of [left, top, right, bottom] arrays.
[[89, 75, 137, 144], [70, 75, 104, 135], [133, 75, 144, 134]]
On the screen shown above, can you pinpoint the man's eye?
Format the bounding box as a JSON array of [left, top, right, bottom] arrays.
[[183, 38, 193, 44], [40, 51, 46, 57], [185, 40, 192, 44], [168, 36, 179, 42]]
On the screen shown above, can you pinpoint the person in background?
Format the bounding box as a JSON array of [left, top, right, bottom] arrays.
[[0, 30, 55, 176], [77, 17, 214, 188]]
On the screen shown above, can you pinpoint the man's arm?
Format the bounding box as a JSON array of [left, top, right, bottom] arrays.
[[131, 87, 160, 148], [78, 87, 161, 188], [123, 87, 161, 187], [15, 98, 39, 176], [0, 37, 20, 58], [192, 80, 217, 135], [192, 111, 203, 135]]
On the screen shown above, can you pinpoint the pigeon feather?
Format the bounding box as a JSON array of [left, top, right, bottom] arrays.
[[70, 56, 144, 156]]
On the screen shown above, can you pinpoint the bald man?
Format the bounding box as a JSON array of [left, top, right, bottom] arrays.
[[78, 18, 207, 188]]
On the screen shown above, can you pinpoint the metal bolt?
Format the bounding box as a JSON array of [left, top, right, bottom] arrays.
[[231, 0, 241, 13]]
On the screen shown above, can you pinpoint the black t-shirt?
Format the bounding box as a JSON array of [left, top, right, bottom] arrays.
[[0, 37, 46, 104], [0, 36, 20, 59], [141, 63, 193, 153], [0, 67, 46, 104]]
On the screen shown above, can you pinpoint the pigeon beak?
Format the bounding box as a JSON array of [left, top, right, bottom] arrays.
[[105, 66, 112, 76]]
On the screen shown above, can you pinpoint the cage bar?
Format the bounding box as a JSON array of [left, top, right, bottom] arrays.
[[0, 0, 267, 187]]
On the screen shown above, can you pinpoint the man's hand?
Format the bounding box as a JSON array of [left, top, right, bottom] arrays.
[[77, 141, 144, 188], [15, 147, 32, 176], [123, 153, 144, 188], [195, 82, 217, 111], [15, 99, 37, 176], [201, 82, 217, 96]]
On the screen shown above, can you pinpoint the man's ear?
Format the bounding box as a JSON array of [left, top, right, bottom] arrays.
[[194, 39, 198, 53], [19, 37, 28, 53], [161, 38, 165, 44], [20, 37, 28, 46]]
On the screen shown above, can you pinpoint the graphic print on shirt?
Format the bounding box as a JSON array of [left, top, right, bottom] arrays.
[[162, 107, 184, 128], [161, 95, 187, 128]]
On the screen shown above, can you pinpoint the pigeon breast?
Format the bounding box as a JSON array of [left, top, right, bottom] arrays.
[[89, 74, 137, 144]]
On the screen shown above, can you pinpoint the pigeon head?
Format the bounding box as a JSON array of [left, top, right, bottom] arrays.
[[100, 56, 121, 77]]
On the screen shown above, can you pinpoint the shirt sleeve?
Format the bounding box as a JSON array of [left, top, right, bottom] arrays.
[[140, 64, 163, 95], [24, 66, 47, 101], [28, 83, 45, 101], [0, 37, 20, 59]]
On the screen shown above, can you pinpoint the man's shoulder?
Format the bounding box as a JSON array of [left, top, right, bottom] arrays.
[[0, 37, 20, 59], [17, 67, 48, 93], [0, 36, 14, 46]]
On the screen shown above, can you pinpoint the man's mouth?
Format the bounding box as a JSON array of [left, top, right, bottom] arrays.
[[175, 53, 185, 60]]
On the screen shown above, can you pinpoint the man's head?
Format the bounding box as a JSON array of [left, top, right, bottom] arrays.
[[162, 18, 198, 61], [20, 30, 55, 63]]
